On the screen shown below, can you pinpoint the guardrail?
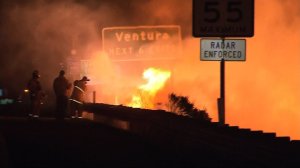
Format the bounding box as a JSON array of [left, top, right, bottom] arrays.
[[83, 103, 300, 166]]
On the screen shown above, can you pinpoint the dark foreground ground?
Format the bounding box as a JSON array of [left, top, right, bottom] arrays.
[[0, 117, 176, 168], [1, 103, 300, 168]]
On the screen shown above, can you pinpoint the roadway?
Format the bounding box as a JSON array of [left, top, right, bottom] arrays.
[[0, 117, 174, 168]]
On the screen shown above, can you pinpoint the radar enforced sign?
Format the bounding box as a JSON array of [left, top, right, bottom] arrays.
[[200, 39, 246, 61], [193, 0, 254, 37], [102, 26, 181, 61]]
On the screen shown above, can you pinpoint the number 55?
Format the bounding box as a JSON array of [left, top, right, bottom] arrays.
[[204, 1, 243, 23]]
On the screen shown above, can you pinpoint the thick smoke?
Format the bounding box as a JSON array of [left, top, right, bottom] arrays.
[[0, 0, 105, 97], [172, 0, 300, 139], [0, 0, 190, 97], [0, 0, 299, 139], [173, 0, 300, 140]]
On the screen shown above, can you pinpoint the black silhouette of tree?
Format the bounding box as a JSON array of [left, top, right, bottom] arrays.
[[167, 93, 211, 122]]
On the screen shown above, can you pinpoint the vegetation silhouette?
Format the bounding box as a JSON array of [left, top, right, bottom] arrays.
[[167, 93, 211, 122]]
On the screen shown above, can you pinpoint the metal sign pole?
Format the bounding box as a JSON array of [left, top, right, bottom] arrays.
[[220, 58, 225, 124], [194, 0, 254, 125], [218, 37, 225, 125]]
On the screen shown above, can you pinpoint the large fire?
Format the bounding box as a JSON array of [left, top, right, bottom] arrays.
[[127, 67, 171, 109], [80, 0, 300, 140]]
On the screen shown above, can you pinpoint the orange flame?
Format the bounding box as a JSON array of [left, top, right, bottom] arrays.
[[128, 67, 171, 109]]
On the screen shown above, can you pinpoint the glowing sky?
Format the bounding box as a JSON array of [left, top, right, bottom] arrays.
[[0, 0, 299, 139]]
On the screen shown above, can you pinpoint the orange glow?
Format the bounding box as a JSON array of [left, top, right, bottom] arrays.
[[85, 0, 300, 140], [127, 68, 171, 109]]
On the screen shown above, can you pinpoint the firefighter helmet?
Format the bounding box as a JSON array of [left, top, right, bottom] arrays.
[[32, 70, 40, 78], [81, 76, 90, 81]]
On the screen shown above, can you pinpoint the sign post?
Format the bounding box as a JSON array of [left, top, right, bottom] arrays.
[[193, 0, 254, 125], [220, 57, 225, 125]]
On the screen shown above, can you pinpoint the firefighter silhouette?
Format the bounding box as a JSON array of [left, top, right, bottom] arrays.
[[69, 76, 90, 118], [53, 70, 71, 120], [27, 70, 44, 118]]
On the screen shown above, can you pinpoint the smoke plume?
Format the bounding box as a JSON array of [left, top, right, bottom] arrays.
[[0, 0, 299, 139]]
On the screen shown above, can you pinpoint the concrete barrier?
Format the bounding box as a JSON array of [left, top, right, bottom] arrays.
[[83, 103, 298, 166], [0, 133, 9, 168], [93, 114, 129, 131]]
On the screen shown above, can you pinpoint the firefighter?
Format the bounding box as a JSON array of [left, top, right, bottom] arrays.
[[27, 70, 43, 118], [69, 76, 90, 118], [53, 70, 71, 120]]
